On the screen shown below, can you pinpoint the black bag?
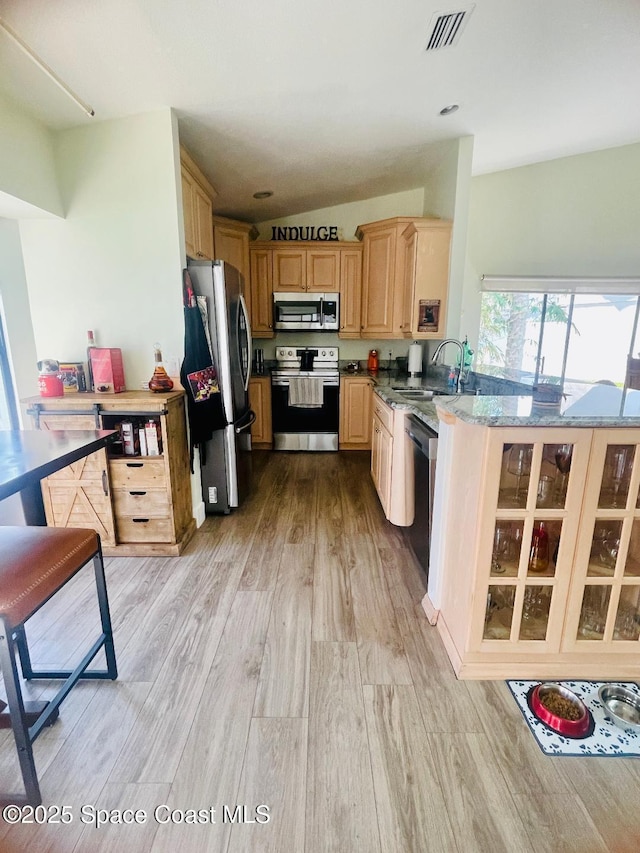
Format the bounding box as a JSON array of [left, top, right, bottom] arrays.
[[180, 269, 226, 469]]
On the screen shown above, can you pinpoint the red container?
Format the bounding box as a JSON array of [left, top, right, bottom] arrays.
[[38, 372, 64, 397], [530, 683, 590, 737]]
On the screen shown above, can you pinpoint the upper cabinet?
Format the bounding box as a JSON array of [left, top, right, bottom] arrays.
[[401, 220, 452, 339], [338, 249, 363, 338], [249, 242, 363, 338], [213, 215, 258, 319], [356, 217, 451, 339], [273, 248, 307, 291], [306, 248, 341, 292], [180, 146, 217, 261], [272, 246, 341, 292], [250, 247, 275, 338]]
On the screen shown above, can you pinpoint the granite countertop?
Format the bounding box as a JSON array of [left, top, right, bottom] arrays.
[[373, 377, 640, 430], [368, 372, 452, 433]]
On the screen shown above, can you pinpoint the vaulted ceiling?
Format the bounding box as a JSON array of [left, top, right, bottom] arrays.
[[1, 1, 640, 222]]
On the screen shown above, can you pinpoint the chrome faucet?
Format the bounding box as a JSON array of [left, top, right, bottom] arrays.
[[431, 338, 466, 393]]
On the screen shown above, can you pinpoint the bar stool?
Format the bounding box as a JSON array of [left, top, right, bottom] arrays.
[[0, 526, 117, 805]]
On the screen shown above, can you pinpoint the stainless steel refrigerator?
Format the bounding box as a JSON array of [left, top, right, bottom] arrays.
[[187, 260, 255, 513]]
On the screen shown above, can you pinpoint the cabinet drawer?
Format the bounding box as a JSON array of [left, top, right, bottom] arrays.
[[109, 458, 167, 488], [373, 395, 394, 434], [112, 488, 170, 518], [115, 516, 174, 543]]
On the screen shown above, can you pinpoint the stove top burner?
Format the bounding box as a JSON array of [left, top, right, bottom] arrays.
[[274, 346, 339, 374]]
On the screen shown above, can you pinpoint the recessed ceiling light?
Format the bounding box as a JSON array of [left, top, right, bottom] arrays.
[[253, 191, 273, 199], [439, 104, 459, 116]]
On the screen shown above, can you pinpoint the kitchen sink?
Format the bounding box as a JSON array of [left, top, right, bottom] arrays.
[[391, 387, 445, 399]]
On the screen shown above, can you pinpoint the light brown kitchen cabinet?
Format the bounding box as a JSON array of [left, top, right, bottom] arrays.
[[272, 247, 341, 292], [250, 247, 274, 337], [249, 376, 272, 448], [339, 375, 373, 449], [180, 146, 216, 261], [213, 216, 257, 281], [339, 249, 363, 338], [213, 215, 258, 322], [306, 249, 340, 291], [249, 241, 363, 337], [23, 391, 195, 557], [356, 216, 451, 339], [434, 417, 640, 679], [401, 220, 452, 338], [370, 393, 413, 525], [371, 402, 393, 513], [273, 248, 306, 291]]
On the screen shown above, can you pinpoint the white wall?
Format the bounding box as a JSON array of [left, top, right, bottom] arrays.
[[424, 137, 474, 344], [463, 141, 640, 352], [255, 188, 425, 242], [0, 219, 39, 410], [18, 110, 185, 389], [0, 92, 63, 217]]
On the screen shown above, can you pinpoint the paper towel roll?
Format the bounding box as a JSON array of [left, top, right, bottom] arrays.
[[408, 342, 423, 376]]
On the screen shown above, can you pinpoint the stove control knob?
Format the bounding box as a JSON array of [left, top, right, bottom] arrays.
[[288, 350, 293, 357], [321, 350, 326, 356]]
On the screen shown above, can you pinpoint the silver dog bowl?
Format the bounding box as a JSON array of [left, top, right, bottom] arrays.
[[598, 684, 640, 732]]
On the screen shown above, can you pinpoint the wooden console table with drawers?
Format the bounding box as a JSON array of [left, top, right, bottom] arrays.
[[22, 391, 195, 557]]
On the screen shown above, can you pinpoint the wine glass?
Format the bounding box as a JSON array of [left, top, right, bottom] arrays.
[[491, 525, 511, 573], [610, 447, 629, 508], [554, 444, 572, 502], [507, 445, 532, 505]]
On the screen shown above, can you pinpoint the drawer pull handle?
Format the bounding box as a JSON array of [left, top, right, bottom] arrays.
[[102, 470, 109, 496], [129, 491, 147, 496], [132, 518, 150, 523], [126, 462, 144, 468]]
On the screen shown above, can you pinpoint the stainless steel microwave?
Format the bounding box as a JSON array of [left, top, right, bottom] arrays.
[[273, 292, 339, 332]]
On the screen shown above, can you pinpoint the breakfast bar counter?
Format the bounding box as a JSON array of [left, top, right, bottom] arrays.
[[427, 389, 640, 681]]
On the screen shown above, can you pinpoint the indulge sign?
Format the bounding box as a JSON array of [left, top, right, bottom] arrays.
[[271, 226, 339, 241]]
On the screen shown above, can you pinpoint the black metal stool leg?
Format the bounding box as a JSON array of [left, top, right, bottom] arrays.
[[0, 616, 41, 805], [13, 625, 34, 680], [93, 548, 117, 680]]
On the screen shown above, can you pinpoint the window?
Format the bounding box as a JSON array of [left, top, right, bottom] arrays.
[[477, 291, 640, 396]]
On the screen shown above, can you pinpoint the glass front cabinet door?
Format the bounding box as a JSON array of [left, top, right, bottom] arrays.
[[563, 429, 640, 652], [474, 428, 592, 653]]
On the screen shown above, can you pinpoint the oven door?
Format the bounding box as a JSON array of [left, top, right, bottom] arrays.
[[271, 377, 339, 451]]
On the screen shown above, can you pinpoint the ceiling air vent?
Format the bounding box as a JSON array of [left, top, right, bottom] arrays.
[[425, 5, 475, 51]]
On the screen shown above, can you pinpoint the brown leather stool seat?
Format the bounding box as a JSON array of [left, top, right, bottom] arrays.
[[0, 526, 117, 805]]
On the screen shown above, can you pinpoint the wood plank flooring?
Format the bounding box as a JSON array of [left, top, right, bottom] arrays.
[[1, 450, 639, 852]]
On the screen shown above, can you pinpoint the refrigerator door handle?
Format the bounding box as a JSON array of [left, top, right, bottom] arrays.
[[238, 293, 252, 392], [235, 409, 256, 434]]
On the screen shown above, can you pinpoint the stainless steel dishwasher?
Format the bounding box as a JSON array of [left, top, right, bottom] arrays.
[[405, 415, 438, 588]]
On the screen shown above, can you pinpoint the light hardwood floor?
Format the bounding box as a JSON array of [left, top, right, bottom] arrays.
[[1, 451, 640, 852]]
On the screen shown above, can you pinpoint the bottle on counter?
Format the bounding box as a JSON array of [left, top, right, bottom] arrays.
[[367, 349, 379, 374], [86, 330, 96, 392], [148, 343, 174, 392]]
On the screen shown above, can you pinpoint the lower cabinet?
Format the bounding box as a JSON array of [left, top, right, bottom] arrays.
[[24, 391, 195, 557], [434, 419, 640, 679], [249, 377, 272, 448], [339, 375, 373, 449], [370, 393, 413, 526]]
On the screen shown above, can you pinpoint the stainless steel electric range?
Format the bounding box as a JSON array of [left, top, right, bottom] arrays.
[[271, 346, 339, 451]]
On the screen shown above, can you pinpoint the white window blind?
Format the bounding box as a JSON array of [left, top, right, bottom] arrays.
[[481, 275, 640, 294]]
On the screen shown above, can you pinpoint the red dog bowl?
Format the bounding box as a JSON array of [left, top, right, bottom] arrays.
[[530, 682, 591, 737]]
